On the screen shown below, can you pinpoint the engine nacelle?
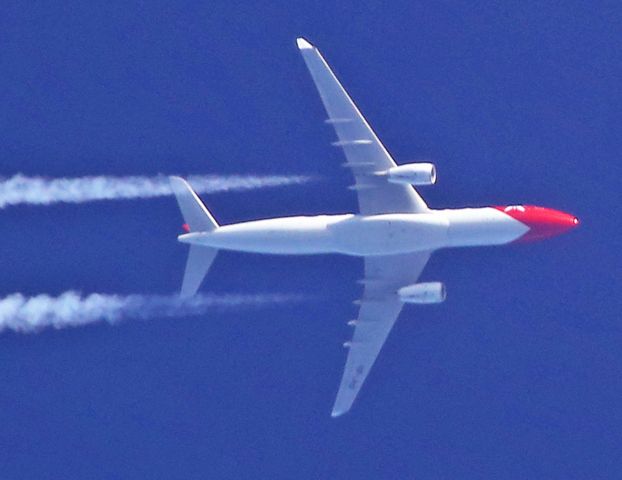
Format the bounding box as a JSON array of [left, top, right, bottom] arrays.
[[385, 163, 437, 186], [398, 282, 446, 304]]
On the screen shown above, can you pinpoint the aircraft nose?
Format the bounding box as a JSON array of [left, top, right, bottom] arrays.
[[497, 205, 579, 242], [519, 206, 579, 242], [558, 211, 580, 230]]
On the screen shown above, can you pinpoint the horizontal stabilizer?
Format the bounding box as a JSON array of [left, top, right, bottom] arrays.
[[169, 176, 218, 232], [181, 245, 218, 297], [169, 176, 220, 297]]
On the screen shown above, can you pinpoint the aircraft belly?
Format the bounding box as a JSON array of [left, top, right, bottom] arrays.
[[198, 215, 343, 254], [182, 209, 529, 256], [191, 214, 449, 256], [441, 208, 529, 246], [329, 214, 449, 256]]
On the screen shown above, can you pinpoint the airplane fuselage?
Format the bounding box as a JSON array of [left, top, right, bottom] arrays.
[[169, 36, 581, 417], [178, 206, 578, 256]]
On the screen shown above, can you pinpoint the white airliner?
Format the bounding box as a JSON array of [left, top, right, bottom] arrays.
[[169, 37, 579, 417]]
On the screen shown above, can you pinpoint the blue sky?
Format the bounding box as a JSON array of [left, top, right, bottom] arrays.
[[0, 1, 620, 478]]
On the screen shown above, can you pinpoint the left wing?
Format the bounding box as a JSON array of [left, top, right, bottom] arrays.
[[332, 251, 431, 417], [297, 37, 429, 215]]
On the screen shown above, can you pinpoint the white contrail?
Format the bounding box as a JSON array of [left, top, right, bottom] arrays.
[[0, 291, 304, 334], [0, 173, 312, 208]]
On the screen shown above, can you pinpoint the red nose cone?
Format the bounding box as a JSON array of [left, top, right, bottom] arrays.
[[496, 205, 579, 243]]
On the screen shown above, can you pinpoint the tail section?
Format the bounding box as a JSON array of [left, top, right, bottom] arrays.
[[169, 176, 219, 297], [169, 176, 219, 232], [180, 245, 218, 297]]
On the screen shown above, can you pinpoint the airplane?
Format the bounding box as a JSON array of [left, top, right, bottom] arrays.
[[169, 37, 579, 417]]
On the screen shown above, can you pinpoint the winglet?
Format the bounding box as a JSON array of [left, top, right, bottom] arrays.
[[296, 37, 313, 50]]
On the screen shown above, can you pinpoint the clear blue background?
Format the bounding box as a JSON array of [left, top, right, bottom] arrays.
[[1, 1, 620, 478]]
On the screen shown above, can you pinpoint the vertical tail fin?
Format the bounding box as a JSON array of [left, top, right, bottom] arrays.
[[169, 176, 219, 297]]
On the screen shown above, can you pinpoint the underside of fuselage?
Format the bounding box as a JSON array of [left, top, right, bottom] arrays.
[[168, 36, 581, 418], [178, 207, 535, 256]]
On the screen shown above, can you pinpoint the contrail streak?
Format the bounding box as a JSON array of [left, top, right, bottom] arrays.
[[0, 173, 312, 208], [0, 291, 304, 334]]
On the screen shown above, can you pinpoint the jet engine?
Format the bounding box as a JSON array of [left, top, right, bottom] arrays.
[[384, 163, 437, 186], [398, 282, 446, 304]]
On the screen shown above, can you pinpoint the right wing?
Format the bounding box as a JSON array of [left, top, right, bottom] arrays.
[[332, 251, 431, 417], [297, 37, 428, 215]]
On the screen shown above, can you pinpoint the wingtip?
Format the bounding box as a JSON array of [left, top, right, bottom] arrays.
[[296, 37, 313, 50], [331, 408, 346, 418]]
